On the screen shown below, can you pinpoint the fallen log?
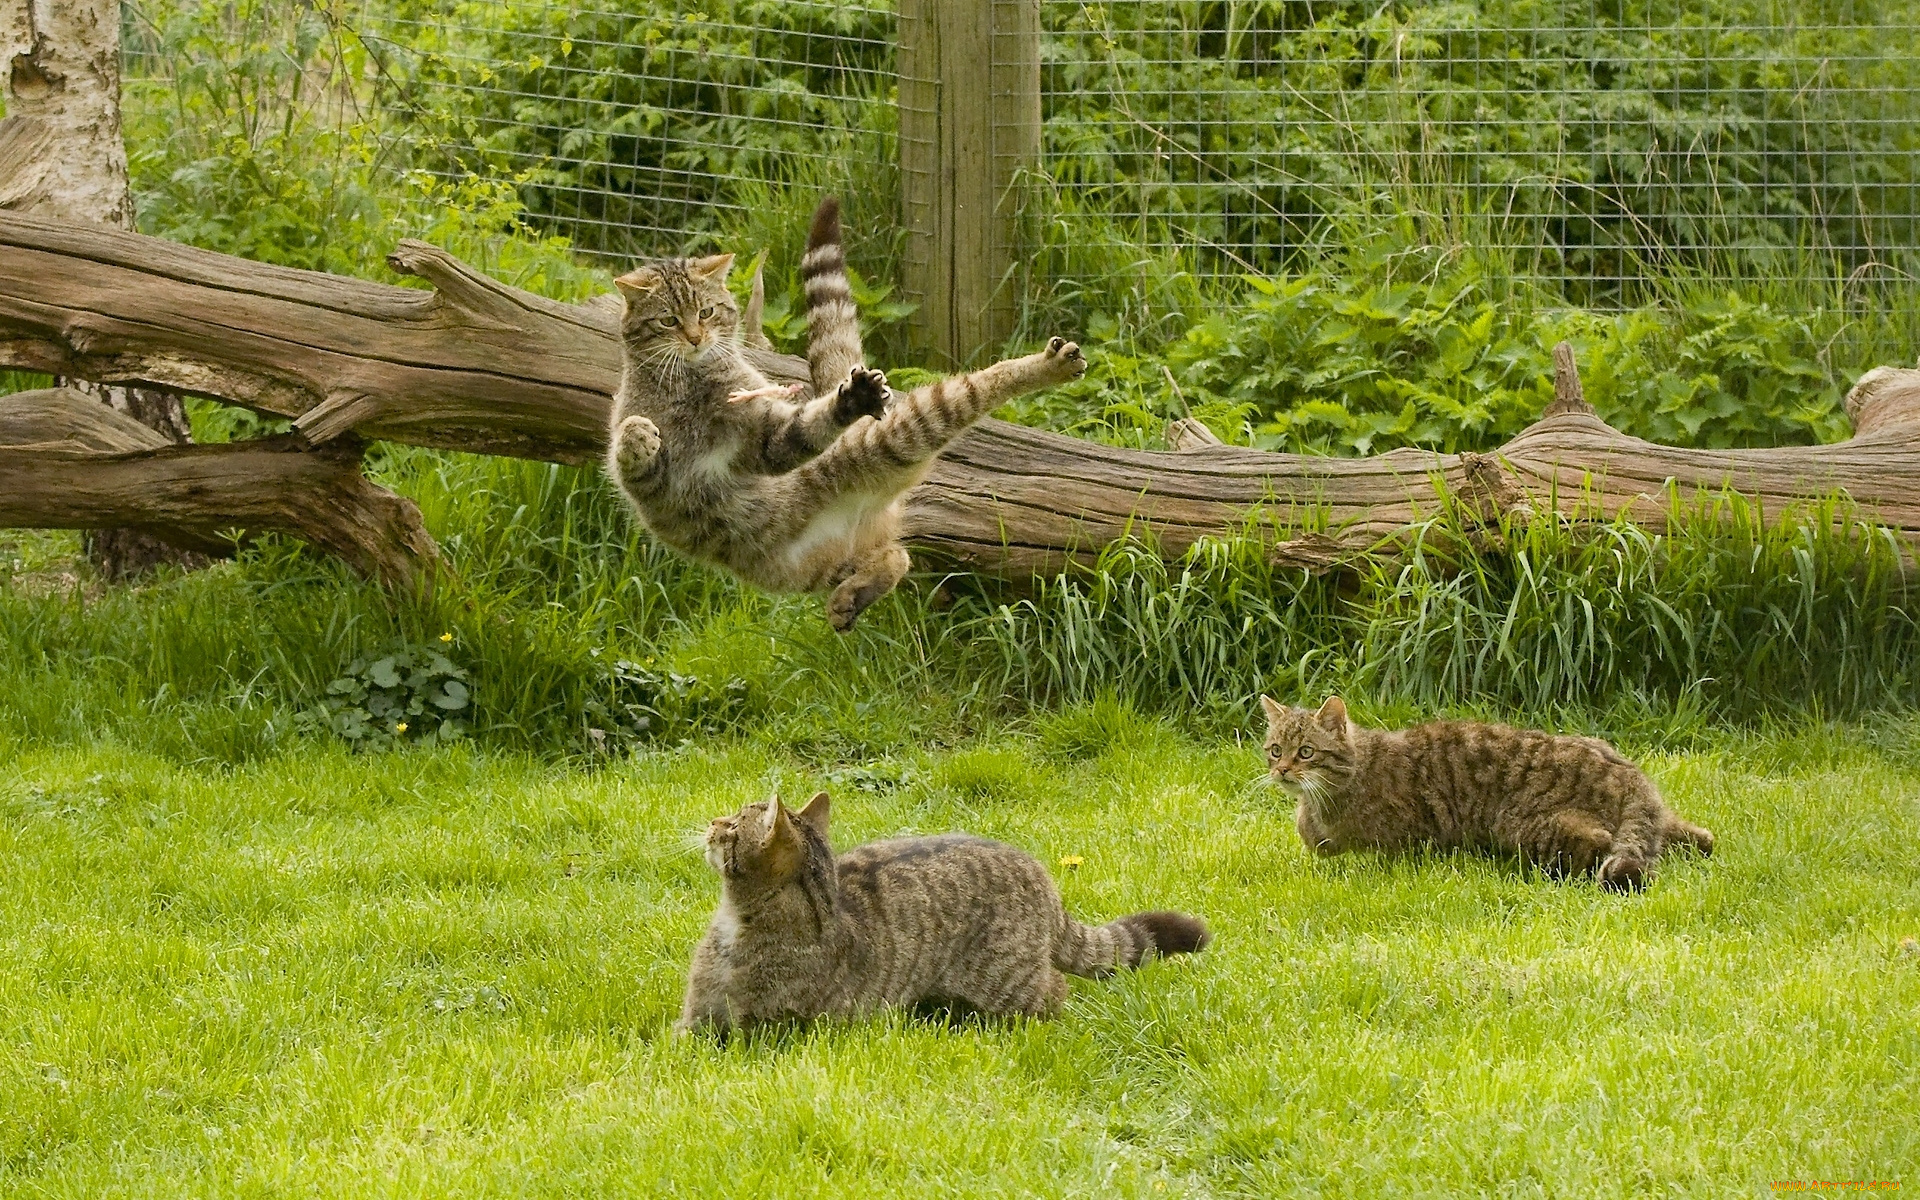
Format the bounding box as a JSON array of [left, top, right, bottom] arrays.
[[2, 209, 1917, 579], [0, 388, 440, 585]]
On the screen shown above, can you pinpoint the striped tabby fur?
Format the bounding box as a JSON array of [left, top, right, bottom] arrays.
[[607, 197, 1087, 630], [678, 792, 1210, 1034], [1262, 696, 1716, 891]]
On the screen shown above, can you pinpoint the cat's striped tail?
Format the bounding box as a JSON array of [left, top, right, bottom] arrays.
[[1053, 910, 1210, 978], [801, 196, 864, 398]]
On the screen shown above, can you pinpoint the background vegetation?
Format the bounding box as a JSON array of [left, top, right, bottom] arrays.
[[0, 0, 1894, 763], [2, 2, 1916, 1192]]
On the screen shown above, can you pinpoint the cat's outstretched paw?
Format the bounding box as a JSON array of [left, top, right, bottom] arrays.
[[1033, 336, 1088, 385], [613, 414, 661, 478], [831, 365, 890, 425]]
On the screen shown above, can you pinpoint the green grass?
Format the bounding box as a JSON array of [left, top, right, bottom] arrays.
[[6, 450, 1917, 768], [2, 717, 1916, 1195]]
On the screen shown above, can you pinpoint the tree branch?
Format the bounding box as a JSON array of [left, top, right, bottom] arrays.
[[3, 211, 1918, 581]]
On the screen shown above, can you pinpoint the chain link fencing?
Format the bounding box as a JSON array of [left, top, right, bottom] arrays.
[[123, 0, 1920, 315]]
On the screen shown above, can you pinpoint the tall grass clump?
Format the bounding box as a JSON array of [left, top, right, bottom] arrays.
[[1363, 495, 1920, 715], [931, 496, 1920, 726]]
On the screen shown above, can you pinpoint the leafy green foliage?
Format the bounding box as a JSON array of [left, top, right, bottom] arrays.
[[1165, 265, 1853, 453], [1036, 0, 1920, 295], [580, 650, 754, 753], [1016, 230, 1868, 454], [306, 639, 471, 749], [122, 0, 607, 295], [371, 0, 897, 260]]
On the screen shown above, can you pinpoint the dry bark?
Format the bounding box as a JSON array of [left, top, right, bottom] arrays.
[[2, 0, 200, 576], [1, 209, 1918, 579], [0, 387, 440, 585]]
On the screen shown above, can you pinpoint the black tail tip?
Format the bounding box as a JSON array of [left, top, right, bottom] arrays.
[[1124, 911, 1211, 957], [808, 196, 842, 249]]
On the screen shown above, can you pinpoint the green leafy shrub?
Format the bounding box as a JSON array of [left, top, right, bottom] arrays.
[[580, 650, 753, 753], [122, 0, 605, 296], [368, 0, 897, 260], [306, 639, 471, 750], [1017, 226, 1868, 454]]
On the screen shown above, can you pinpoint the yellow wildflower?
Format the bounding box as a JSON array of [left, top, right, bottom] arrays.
[[394, 722, 408, 734], [1058, 855, 1084, 869], [439, 632, 453, 643]]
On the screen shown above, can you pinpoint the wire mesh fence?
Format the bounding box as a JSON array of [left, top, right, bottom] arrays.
[[121, 0, 1920, 317], [1029, 0, 1920, 308], [356, 0, 898, 263]]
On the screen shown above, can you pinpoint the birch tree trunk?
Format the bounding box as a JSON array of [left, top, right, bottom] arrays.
[[1, 0, 199, 577]]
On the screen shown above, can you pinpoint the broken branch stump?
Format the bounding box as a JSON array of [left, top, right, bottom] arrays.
[[0, 387, 439, 586]]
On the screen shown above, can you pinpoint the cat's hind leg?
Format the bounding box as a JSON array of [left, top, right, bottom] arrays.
[[1539, 810, 1614, 880], [959, 963, 1068, 1020], [1012, 968, 1070, 1019], [824, 541, 911, 633], [1598, 789, 1667, 893]]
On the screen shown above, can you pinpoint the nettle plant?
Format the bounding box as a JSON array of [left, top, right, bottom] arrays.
[[308, 639, 471, 750]]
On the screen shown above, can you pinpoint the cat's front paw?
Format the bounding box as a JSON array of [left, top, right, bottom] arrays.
[[831, 365, 889, 424], [613, 414, 661, 477], [1034, 336, 1088, 384]]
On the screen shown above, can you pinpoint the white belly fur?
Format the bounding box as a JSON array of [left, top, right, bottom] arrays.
[[691, 440, 738, 479], [784, 492, 886, 570]]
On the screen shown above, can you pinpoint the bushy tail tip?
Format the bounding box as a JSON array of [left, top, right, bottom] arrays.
[[807, 196, 842, 253], [1118, 910, 1211, 959]]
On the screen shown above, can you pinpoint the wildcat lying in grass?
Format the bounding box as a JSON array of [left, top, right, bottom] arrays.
[[678, 792, 1210, 1035], [1261, 696, 1714, 891]]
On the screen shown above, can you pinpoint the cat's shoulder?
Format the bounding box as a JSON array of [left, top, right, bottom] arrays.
[[1403, 718, 1634, 762], [840, 832, 1018, 864], [835, 832, 1031, 880]]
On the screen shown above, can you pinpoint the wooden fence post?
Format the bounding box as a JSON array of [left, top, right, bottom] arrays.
[[898, 0, 1041, 368]]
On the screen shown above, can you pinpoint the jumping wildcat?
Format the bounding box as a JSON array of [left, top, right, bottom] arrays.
[[606, 198, 1087, 631], [1261, 696, 1714, 891], [678, 792, 1210, 1035]]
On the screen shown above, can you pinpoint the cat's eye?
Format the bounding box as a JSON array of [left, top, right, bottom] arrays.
[[652, 316, 675, 329], [1297, 745, 1314, 759], [699, 305, 715, 319]]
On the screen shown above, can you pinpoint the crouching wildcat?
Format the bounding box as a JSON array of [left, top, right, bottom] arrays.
[[678, 792, 1210, 1035], [1261, 695, 1714, 891]]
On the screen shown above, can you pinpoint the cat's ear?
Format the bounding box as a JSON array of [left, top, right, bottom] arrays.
[[688, 253, 735, 282], [1259, 694, 1285, 723], [759, 794, 789, 841], [614, 266, 661, 299], [1315, 696, 1349, 734], [795, 791, 831, 837], [750, 797, 803, 877]]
